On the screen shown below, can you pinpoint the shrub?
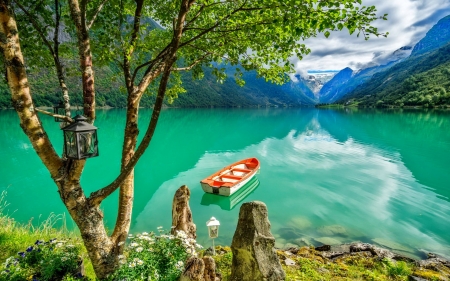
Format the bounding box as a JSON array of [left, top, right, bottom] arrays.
[[109, 228, 203, 281], [382, 258, 413, 277], [0, 238, 84, 281]]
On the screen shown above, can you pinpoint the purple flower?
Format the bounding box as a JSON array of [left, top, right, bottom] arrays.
[[18, 252, 25, 258], [35, 240, 44, 245], [26, 246, 33, 252]]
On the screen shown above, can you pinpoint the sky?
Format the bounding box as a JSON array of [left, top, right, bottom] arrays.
[[291, 0, 450, 74]]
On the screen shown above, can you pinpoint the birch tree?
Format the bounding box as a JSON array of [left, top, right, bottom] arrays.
[[0, 0, 386, 278]]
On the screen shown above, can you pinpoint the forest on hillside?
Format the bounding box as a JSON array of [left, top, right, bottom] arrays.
[[339, 43, 450, 108]]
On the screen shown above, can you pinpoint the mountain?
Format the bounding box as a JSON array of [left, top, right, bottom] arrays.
[[172, 67, 317, 107], [334, 15, 450, 107], [338, 42, 450, 107], [0, 64, 317, 108], [411, 15, 450, 56], [318, 67, 353, 103], [303, 71, 337, 94], [318, 46, 412, 104]]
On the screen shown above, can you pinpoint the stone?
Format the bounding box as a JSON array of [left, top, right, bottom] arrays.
[[408, 276, 428, 281], [371, 238, 414, 253], [278, 227, 302, 240], [203, 256, 217, 281], [350, 242, 395, 259], [171, 185, 196, 239], [284, 243, 298, 249], [315, 245, 331, 251], [180, 257, 205, 281], [314, 237, 342, 246], [275, 238, 287, 249], [295, 237, 314, 247], [285, 247, 299, 255], [230, 201, 286, 281], [317, 225, 348, 237], [287, 216, 312, 230], [285, 258, 296, 266]]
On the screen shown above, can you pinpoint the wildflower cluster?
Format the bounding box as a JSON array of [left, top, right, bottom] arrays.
[[110, 227, 203, 281], [0, 238, 83, 281]]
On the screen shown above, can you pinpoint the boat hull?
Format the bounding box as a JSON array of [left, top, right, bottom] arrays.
[[201, 171, 258, 196]]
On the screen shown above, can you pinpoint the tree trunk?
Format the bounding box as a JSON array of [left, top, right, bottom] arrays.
[[111, 95, 139, 245], [68, 0, 95, 121], [60, 178, 116, 279]]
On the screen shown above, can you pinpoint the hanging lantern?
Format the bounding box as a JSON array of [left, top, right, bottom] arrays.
[[62, 115, 99, 160], [53, 101, 65, 122]]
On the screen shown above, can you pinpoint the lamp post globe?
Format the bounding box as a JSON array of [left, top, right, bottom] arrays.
[[206, 216, 220, 238], [206, 217, 220, 255]]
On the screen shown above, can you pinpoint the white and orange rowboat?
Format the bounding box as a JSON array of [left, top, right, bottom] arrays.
[[200, 158, 260, 196]]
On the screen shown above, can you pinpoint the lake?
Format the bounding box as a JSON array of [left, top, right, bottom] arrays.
[[1, 108, 449, 259]]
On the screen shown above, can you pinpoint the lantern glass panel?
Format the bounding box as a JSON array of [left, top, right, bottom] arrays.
[[209, 226, 219, 238], [64, 131, 78, 159], [79, 131, 98, 158]]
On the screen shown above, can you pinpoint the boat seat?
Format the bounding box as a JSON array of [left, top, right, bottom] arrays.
[[221, 174, 242, 180], [232, 168, 251, 173]]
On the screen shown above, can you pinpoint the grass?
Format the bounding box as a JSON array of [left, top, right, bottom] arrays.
[[0, 191, 96, 279]]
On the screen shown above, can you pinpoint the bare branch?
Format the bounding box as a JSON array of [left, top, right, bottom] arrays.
[[87, 0, 108, 29], [172, 52, 211, 71], [179, 2, 246, 48], [124, 0, 144, 92], [35, 108, 74, 123]]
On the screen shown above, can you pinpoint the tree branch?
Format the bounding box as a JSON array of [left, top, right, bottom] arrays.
[[87, 0, 108, 29], [35, 108, 73, 123], [124, 0, 144, 92], [89, 65, 174, 205], [171, 52, 211, 71], [179, 2, 246, 48], [12, 0, 55, 56]]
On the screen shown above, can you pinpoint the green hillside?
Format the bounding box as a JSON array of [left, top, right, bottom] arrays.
[[0, 65, 315, 109], [338, 43, 450, 108]]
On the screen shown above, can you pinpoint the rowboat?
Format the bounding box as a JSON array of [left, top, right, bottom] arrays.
[[200, 158, 260, 196]]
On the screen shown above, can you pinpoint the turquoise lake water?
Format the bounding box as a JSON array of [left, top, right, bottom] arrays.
[[1, 108, 449, 258]]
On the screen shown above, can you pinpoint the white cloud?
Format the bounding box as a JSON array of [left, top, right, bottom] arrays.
[[292, 0, 450, 73]]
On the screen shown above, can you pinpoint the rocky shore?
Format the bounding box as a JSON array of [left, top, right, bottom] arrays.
[[275, 242, 450, 281]]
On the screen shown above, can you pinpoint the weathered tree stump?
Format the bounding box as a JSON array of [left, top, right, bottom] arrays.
[[180, 257, 205, 281], [230, 201, 286, 281], [171, 185, 196, 239]]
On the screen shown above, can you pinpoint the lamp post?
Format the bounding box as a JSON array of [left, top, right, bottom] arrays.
[[61, 115, 99, 160], [53, 101, 65, 122], [206, 216, 220, 255]]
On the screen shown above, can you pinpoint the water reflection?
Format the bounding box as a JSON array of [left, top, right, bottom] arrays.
[[201, 177, 260, 210]]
